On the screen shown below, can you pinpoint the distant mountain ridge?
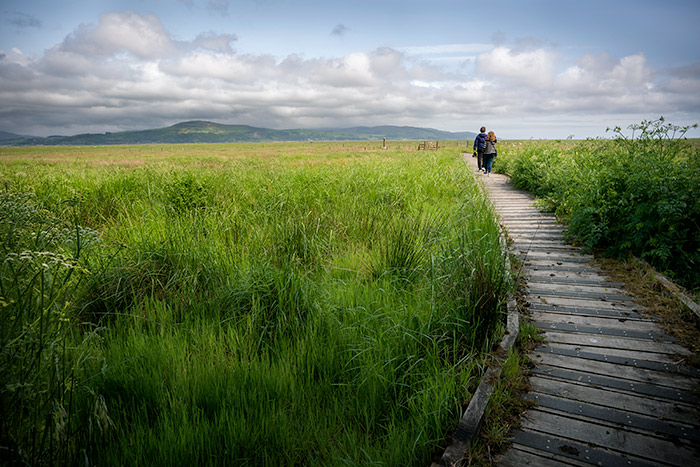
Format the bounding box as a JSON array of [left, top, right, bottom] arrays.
[[0, 131, 30, 141], [0, 121, 476, 146]]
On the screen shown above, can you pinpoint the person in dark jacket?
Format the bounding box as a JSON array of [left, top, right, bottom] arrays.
[[483, 131, 497, 176], [472, 127, 487, 172]]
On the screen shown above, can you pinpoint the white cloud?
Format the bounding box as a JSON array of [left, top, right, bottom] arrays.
[[475, 46, 558, 88], [58, 11, 175, 59], [0, 10, 698, 139]]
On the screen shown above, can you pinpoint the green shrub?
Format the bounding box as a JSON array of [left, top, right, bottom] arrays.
[[496, 118, 700, 290]]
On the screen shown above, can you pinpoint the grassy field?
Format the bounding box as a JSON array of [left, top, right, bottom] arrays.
[[0, 141, 511, 465]]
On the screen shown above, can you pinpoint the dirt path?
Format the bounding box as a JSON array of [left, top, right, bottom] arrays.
[[465, 154, 700, 466]]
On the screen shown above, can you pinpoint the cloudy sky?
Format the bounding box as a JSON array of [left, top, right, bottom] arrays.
[[1, 0, 699, 139]]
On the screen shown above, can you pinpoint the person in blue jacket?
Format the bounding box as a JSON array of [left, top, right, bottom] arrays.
[[472, 127, 487, 172]]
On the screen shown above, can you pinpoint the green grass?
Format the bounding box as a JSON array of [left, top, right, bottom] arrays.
[[0, 141, 510, 466]]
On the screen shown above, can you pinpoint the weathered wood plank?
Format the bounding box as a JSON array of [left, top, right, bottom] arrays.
[[511, 242, 582, 252], [524, 264, 603, 273], [530, 311, 656, 332], [511, 427, 668, 467], [529, 375, 700, 424], [542, 330, 692, 355], [536, 344, 700, 375], [534, 320, 673, 341], [519, 410, 700, 465], [527, 288, 636, 302], [497, 445, 591, 467], [528, 295, 637, 311], [522, 251, 593, 262], [531, 351, 699, 390], [531, 364, 698, 403], [524, 260, 599, 270], [528, 302, 646, 319], [527, 392, 700, 443], [524, 268, 613, 282], [526, 277, 625, 288], [537, 342, 687, 365], [526, 281, 629, 296]]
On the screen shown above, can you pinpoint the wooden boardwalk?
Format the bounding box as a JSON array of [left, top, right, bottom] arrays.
[[467, 157, 700, 466]]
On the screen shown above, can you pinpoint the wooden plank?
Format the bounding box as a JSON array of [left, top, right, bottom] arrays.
[[526, 276, 625, 287], [502, 220, 560, 227], [529, 376, 700, 424], [525, 281, 628, 296], [511, 427, 664, 467], [511, 242, 580, 251], [523, 257, 595, 266], [506, 224, 566, 230], [523, 250, 592, 260], [530, 308, 661, 332], [527, 287, 636, 302], [521, 257, 593, 267], [519, 410, 700, 465], [528, 295, 637, 311], [536, 344, 700, 375], [538, 342, 686, 365], [531, 364, 697, 403], [530, 311, 656, 331], [497, 445, 590, 466], [533, 320, 673, 341], [505, 225, 565, 233], [532, 351, 699, 390], [512, 235, 565, 242], [524, 269, 613, 282], [523, 264, 601, 273], [528, 302, 646, 319], [528, 392, 700, 443], [542, 331, 691, 356]]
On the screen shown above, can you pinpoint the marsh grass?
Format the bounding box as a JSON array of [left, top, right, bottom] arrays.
[[1, 142, 510, 465]]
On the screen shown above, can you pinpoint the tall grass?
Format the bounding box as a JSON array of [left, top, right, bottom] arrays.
[[1, 142, 510, 465], [0, 192, 111, 464], [494, 118, 700, 291]]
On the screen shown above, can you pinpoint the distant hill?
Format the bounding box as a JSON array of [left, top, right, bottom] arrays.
[[0, 131, 32, 141], [1, 121, 476, 146]]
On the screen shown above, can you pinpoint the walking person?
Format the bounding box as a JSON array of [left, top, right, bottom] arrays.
[[472, 126, 487, 172], [483, 131, 497, 176]]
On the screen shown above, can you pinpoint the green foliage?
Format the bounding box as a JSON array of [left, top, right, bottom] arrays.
[[165, 172, 209, 213], [495, 118, 700, 290]]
